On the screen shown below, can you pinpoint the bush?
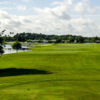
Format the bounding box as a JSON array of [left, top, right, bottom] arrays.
[[12, 41, 22, 52]]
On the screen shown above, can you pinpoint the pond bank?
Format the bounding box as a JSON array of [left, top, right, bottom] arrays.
[[3, 44, 30, 54]]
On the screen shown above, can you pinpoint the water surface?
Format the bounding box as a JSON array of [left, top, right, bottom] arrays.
[[3, 44, 30, 54]]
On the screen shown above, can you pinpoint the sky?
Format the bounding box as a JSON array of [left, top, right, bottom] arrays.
[[0, 0, 100, 37]]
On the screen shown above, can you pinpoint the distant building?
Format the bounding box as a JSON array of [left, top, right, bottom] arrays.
[[74, 40, 77, 43], [96, 40, 100, 43], [42, 40, 49, 43], [65, 40, 69, 43], [27, 40, 42, 43], [48, 40, 56, 43], [27, 40, 56, 43]]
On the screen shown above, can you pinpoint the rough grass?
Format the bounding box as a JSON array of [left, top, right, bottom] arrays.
[[0, 43, 100, 100]]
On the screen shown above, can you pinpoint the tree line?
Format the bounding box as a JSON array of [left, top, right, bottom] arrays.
[[3, 32, 100, 43]]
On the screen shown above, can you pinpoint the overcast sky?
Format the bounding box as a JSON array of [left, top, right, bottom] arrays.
[[0, 0, 100, 37]]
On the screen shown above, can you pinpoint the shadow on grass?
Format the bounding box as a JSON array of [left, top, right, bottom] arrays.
[[0, 68, 52, 77]]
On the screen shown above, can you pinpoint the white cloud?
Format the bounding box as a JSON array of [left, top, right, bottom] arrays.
[[0, 1, 9, 5], [22, 0, 30, 2], [96, 6, 100, 10], [0, 0, 100, 37], [74, 2, 95, 14], [0, 7, 13, 11], [34, 7, 71, 20], [17, 5, 27, 11], [51, 0, 73, 6], [34, 0, 71, 20], [98, 26, 100, 30]]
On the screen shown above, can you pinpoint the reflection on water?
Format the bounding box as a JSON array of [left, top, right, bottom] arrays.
[[3, 44, 30, 54]]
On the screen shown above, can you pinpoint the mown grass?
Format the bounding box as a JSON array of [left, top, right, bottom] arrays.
[[0, 43, 100, 100]]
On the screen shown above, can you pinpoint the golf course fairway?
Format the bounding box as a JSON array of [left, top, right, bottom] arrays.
[[0, 43, 100, 100]]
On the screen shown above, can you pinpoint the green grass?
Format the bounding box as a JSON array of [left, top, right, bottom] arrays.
[[0, 43, 100, 100]]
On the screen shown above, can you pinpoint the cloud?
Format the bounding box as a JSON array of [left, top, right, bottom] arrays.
[[0, 0, 100, 37], [22, 0, 30, 2], [0, 1, 9, 5], [34, 1, 71, 20], [74, 1, 95, 14], [96, 6, 100, 10], [0, 7, 13, 11], [23, 19, 32, 23], [98, 26, 100, 30], [51, 0, 73, 6], [17, 5, 27, 11]]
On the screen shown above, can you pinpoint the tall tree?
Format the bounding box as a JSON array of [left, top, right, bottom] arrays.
[[0, 23, 5, 56], [76, 36, 84, 43], [68, 36, 74, 43]]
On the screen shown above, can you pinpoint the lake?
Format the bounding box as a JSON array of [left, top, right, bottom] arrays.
[[3, 44, 30, 54]]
